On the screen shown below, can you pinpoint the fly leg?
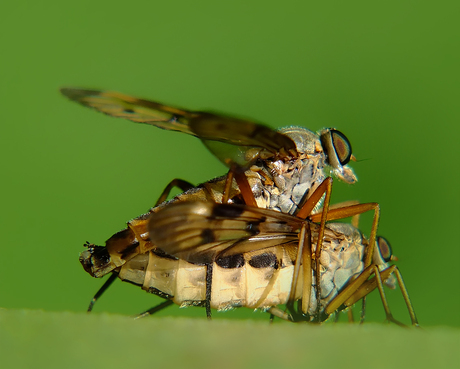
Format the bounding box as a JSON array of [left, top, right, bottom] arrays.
[[154, 179, 194, 206], [333, 309, 354, 323], [221, 166, 258, 207], [285, 179, 362, 322], [297, 185, 380, 321], [86, 273, 118, 312], [294, 177, 334, 322], [258, 177, 334, 322], [309, 202, 380, 269], [205, 263, 213, 319], [221, 168, 235, 205], [327, 200, 361, 228], [310, 202, 418, 326], [267, 306, 293, 322], [324, 263, 419, 327], [133, 300, 174, 319], [340, 264, 419, 327], [283, 179, 381, 323], [310, 202, 380, 322], [325, 200, 360, 320], [286, 222, 313, 322]]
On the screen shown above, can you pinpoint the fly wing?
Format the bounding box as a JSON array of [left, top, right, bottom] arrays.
[[60, 88, 196, 134], [60, 88, 297, 167], [148, 201, 304, 264], [61, 87, 195, 135]]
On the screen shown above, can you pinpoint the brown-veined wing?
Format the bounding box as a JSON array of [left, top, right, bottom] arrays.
[[148, 201, 306, 265], [60, 88, 297, 167]]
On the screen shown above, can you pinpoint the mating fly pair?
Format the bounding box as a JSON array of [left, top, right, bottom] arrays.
[[61, 88, 418, 326]]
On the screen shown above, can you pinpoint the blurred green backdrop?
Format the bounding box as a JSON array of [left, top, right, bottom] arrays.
[[0, 0, 458, 328]]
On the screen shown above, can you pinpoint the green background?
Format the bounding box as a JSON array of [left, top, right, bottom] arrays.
[[1, 0, 459, 367]]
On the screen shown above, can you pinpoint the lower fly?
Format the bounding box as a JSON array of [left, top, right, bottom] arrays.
[[83, 199, 418, 326]]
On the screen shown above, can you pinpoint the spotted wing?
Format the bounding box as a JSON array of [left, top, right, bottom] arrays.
[[148, 201, 305, 264], [60, 88, 297, 167]]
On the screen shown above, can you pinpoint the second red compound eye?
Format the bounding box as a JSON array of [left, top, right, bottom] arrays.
[[376, 236, 394, 263]]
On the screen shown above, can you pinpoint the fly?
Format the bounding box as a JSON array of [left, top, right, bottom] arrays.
[[60, 88, 391, 321], [105, 200, 418, 326]]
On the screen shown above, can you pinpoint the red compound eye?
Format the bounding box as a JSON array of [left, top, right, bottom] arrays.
[[376, 236, 393, 263], [331, 129, 352, 165]]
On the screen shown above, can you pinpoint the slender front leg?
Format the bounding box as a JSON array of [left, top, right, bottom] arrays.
[[154, 178, 194, 206], [295, 177, 334, 320], [87, 273, 118, 312], [232, 166, 258, 207], [324, 264, 418, 327], [205, 263, 213, 319], [342, 265, 419, 327], [133, 300, 174, 319], [309, 202, 380, 269]]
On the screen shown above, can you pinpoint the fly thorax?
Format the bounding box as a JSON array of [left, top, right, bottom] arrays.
[[249, 153, 325, 215]]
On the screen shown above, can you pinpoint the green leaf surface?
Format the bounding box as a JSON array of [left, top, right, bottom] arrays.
[[1, 309, 458, 369]]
